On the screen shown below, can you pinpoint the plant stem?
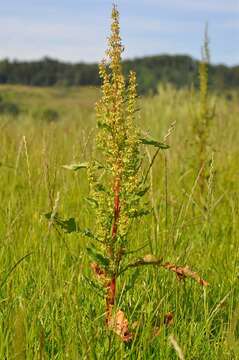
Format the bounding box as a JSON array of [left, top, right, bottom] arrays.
[[106, 175, 121, 324], [112, 176, 120, 242], [106, 277, 116, 325]]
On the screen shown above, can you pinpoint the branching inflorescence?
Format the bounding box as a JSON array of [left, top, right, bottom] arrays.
[[89, 6, 149, 327], [46, 5, 208, 343]]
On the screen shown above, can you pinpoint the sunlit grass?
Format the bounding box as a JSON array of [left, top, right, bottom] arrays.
[[0, 84, 238, 358]]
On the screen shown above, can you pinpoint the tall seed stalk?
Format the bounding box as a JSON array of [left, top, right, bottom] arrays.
[[86, 6, 207, 339], [47, 5, 208, 342], [90, 5, 147, 326], [195, 25, 215, 198]]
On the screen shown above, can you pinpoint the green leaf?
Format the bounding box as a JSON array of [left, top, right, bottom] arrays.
[[57, 217, 78, 233], [43, 212, 78, 233], [86, 247, 110, 268], [62, 162, 89, 171], [140, 137, 169, 149]]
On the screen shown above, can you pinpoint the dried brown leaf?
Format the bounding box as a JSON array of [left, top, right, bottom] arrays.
[[108, 309, 133, 343], [163, 262, 208, 286], [164, 312, 174, 326], [91, 262, 107, 281]]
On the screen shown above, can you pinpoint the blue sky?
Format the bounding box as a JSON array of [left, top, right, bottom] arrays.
[[0, 0, 238, 65]]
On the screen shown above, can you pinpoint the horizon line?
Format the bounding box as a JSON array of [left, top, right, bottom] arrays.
[[1, 53, 238, 68]]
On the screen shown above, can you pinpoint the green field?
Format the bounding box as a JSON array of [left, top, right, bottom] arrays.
[[0, 84, 238, 359]]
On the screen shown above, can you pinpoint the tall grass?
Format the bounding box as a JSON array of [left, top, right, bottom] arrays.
[[0, 82, 238, 358], [0, 12, 238, 357]]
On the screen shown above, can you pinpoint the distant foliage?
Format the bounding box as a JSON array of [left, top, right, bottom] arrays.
[[0, 55, 238, 94]]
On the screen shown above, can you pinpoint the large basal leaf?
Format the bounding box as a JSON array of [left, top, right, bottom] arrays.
[[62, 162, 89, 171], [140, 137, 169, 149]]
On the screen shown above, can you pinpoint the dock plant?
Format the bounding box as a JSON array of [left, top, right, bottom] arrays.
[[46, 5, 208, 342]]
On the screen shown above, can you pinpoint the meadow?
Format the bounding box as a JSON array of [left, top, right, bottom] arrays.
[[0, 80, 238, 359]]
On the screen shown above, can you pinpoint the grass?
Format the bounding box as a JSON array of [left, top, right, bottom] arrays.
[[0, 84, 238, 359]]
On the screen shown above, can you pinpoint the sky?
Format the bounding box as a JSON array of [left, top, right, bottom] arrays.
[[0, 0, 238, 66]]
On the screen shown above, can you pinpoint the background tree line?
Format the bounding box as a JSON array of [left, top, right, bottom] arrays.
[[0, 55, 238, 94]]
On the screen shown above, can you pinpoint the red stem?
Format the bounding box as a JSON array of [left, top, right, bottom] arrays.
[[112, 176, 120, 240], [106, 277, 116, 324], [106, 175, 121, 324]]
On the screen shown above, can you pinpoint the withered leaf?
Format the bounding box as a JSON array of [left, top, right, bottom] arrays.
[[163, 262, 208, 286], [90, 262, 108, 284], [164, 312, 174, 326], [108, 309, 133, 343]]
